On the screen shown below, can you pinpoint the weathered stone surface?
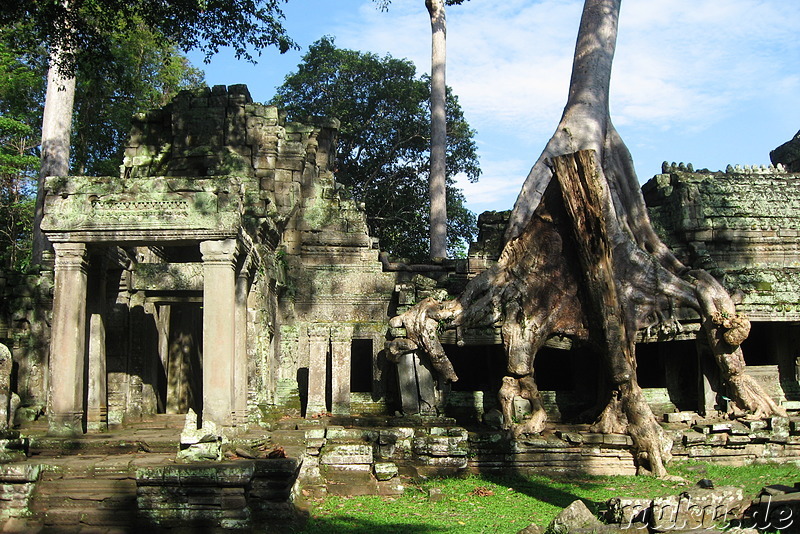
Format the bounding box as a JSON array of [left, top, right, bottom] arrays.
[[413, 435, 468, 457], [547, 499, 603, 534], [319, 444, 373, 465], [605, 497, 653, 526], [373, 462, 398, 481], [0, 343, 11, 430], [517, 523, 544, 534], [650, 487, 744, 532], [770, 130, 800, 172]]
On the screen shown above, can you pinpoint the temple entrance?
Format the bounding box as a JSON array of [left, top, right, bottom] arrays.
[[156, 303, 203, 415]]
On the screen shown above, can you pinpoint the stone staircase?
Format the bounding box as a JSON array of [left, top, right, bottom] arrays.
[[28, 465, 139, 530], [0, 415, 306, 532], [0, 415, 184, 531]]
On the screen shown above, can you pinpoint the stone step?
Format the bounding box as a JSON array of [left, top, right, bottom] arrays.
[[30, 475, 138, 528]]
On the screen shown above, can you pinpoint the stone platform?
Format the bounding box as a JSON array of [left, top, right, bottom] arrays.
[[2, 413, 800, 531]]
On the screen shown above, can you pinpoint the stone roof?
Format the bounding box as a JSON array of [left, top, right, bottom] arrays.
[[643, 164, 800, 321]]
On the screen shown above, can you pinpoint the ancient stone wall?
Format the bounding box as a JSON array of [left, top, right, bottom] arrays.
[[0, 267, 52, 415], [644, 163, 800, 322]]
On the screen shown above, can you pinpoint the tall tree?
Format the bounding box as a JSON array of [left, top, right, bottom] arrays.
[[376, 0, 467, 259], [273, 37, 480, 261], [0, 117, 37, 270], [0, 26, 45, 270], [389, 0, 783, 477], [0, 0, 295, 263], [272, 37, 480, 262]]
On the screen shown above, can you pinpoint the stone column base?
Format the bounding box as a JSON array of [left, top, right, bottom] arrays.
[[48, 412, 84, 436]]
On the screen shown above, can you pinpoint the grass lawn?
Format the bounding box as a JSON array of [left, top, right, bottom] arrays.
[[293, 461, 798, 533]]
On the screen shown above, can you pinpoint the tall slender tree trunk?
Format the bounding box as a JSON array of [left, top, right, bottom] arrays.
[[33, 44, 76, 265], [426, 0, 448, 260]]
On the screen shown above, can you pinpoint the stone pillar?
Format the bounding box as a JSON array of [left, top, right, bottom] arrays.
[[307, 324, 329, 416], [233, 270, 250, 425], [49, 242, 89, 435], [0, 343, 12, 430], [414, 353, 438, 415], [200, 239, 237, 428], [697, 347, 719, 416], [86, 255, 108, 431], [397, 352, 420, 415], [397, 351, 438, 416], [330, 325, 353, 415]]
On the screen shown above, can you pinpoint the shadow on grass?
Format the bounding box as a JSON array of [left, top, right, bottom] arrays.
[[476, 471, 606, 515]]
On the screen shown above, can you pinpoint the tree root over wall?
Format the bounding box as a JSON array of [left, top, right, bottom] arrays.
[[389, 0, 784, 477]]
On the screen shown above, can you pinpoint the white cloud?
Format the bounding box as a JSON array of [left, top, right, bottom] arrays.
[[319, 0, 800, 206]]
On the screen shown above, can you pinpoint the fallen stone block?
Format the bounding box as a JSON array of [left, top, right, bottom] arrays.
[[547, 499, 603, 534]]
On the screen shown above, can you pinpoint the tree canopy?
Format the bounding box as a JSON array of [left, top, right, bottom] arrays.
[[374, 0, 471, 258], [0, 22, 204, 268], [71, 21, 204, 176], [0, 0, 295, 74], [272, 37, 480, 261]]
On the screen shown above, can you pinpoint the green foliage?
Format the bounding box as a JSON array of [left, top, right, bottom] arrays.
[[0, 22, 204, 176], [0, 0, 296, 76], [0, 116, 37, 270], [71, 21, 205, 175], [272, 37, 480, 261], [375, 0, 469, 11]]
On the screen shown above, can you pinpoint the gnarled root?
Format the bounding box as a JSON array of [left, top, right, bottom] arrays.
[[692, 270, 786, 418], [728, 372, 787, 418], [498, 376, 520, 430], [509, 375, 548, 437], [592, 384, 671, 477], [389, 297, 461, 382]]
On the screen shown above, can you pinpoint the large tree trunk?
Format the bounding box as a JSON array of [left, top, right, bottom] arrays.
[[33, 44, 76, 265], [389, 0, 784, 477], [426, 0, 448, 259]]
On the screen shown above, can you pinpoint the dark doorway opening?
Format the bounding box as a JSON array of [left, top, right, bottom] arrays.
[[350, 339, 373, 393]]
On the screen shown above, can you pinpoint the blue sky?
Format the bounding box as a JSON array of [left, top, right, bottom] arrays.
[[189, 0, 800, 215]]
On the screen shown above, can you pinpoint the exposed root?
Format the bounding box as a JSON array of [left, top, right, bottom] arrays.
[[592, 385, 671, 477], [591, 392, 627, 434], [512, 409, 548, 438], [498, 376, 520, 430], [692, 270, 786, 418], [389, 297, 461, 382], [727, 373, 787, 418]]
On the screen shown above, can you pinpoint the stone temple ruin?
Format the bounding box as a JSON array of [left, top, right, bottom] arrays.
[[2, 85, 800, 528]]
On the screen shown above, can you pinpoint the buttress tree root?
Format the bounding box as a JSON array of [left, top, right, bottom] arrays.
[[387, 0, 784, 477]]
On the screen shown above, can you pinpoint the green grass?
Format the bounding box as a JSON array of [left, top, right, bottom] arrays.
[[293, 462, 798, 533]]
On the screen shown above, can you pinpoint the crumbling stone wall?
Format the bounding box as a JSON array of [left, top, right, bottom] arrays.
[[0, 267, 52, 416]]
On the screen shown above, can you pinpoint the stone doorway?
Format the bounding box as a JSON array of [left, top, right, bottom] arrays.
[[157, 303, 203, 415]]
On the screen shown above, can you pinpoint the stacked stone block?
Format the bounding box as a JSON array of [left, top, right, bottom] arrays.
[[136, 459, 300, 529], [644, 166, 800, 322]]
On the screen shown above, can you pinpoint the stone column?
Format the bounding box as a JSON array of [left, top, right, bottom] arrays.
[[49, 242, 89, 435], [86, 255, 108, 432], [697, 347, 719, 416], [200, 239, 238, 428], [233, 270, 250, 425], [330, 325, 353, 415], [0, 343, 12, 430], [414, 353, 438, 415], [397, 352, 420, 415], [307, 324, 329, 416]]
